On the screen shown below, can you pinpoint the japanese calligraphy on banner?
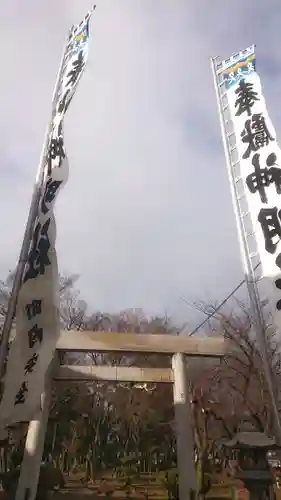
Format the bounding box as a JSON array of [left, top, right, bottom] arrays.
[[221, 45, 281, 331], [53, 6, 95, 121], [0, 7, 95, 430]]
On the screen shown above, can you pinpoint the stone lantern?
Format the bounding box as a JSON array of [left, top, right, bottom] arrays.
[[225, 418, 278, 500]]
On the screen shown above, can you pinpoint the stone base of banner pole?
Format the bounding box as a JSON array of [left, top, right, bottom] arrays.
[[15, 379, 51, 500]]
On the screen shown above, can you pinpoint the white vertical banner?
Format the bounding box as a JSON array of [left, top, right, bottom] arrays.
[[0, 7, 95, 429], [221, 46, 281, 334]]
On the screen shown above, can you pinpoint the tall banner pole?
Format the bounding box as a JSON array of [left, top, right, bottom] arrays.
[[0, 6, 95, 432], [210, 53, 281, 442], [210, 57, 250, 274], [0, 34, 70, 378]]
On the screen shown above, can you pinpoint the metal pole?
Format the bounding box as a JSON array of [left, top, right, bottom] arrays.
[[0, 34, 70, 378], [210, 57, 249, 275], [210, 56, 281, 442]]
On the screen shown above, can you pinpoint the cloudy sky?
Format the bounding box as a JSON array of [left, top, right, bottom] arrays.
[[0, 0, 280, 328]]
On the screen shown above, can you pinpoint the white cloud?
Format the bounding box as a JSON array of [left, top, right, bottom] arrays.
[[0, 0, 280, 326]]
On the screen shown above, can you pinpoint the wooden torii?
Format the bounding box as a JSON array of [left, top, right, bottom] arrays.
[[16, 331, 231, 500]]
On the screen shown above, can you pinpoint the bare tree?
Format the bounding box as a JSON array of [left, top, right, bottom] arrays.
[[0, 271, 16, 318], [60, 287, 87, 330], [189, 300, 281, 438]]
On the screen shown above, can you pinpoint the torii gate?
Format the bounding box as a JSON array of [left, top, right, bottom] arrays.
[[15, 331, 231, 500]]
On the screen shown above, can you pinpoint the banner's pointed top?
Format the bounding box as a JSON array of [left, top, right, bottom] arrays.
[[85, 5, 96, 22], [70, 5, 96, 38]]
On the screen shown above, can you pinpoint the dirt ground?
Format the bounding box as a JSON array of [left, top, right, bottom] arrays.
[[56, 473, 167, 500]]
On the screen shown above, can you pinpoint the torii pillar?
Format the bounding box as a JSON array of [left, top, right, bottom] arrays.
[[172, 353, 196, 500]]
